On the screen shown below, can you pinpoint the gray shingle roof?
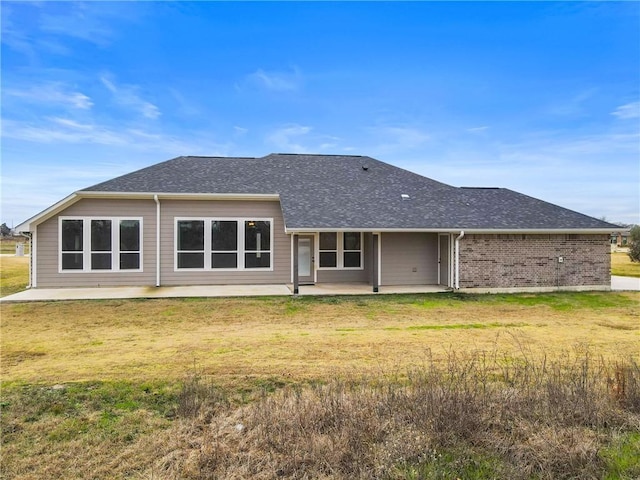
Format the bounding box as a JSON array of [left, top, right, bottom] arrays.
[[83, 154, 616, 230]]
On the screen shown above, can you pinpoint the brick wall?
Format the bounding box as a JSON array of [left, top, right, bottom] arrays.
[[458, 234, 610, 289]]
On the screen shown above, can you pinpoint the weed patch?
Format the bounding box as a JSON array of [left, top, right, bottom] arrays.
[[156, 353, 640, 480]]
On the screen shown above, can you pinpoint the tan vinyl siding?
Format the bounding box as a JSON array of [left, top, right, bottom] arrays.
[[317, 269, 368, 283], [160, 200, 289, 286], [380, 232, 438, 285], [36, 198, 157, 288], [316, 232, 371, 284]]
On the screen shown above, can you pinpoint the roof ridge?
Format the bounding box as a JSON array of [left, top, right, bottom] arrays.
[[271, 153, 366, 158], [182, 155, 258, 159]]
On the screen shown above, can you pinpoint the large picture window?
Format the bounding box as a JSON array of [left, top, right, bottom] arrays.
[[60, 218, 142, 272], [175, 218, 272, 270], [318, 231, 363, 270]]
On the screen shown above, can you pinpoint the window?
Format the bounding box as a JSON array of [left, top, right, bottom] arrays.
[[60, 218, 142, 272], [61, 219, 83, 270], [318, 232, 363, 269], [120, 220, 141, 269], [343, 232, 362, 268], [319, 232, 337, 268], [212, 221, 237, 268], [245, 220, 271, 268], [177, 220, 205, 268], [175, 218, 272, 270], [91, 220, 112, 269]]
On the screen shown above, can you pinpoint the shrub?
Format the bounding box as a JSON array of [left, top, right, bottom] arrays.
[[629, 225, 640, 262]]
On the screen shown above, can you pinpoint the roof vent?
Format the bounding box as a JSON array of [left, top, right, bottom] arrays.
[[362, 165, 369, 171], [401, 194, 410, 201]]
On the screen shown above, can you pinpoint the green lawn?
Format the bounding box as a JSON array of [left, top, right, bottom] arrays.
[[2, 290, 639, 479]]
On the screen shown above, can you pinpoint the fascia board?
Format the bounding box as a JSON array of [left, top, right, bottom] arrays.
[[14, 193, 80, 232], [285, 227, 617, 234], [79, 191, 281, 201]]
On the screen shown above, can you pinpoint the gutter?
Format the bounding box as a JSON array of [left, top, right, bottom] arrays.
[[154, 195, 161, 287], [455, 230, 465, 290]]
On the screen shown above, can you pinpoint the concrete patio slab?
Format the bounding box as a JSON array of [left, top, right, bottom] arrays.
[[611, 275, 640, 291], [2, 278, 634, 303], [0, 284, 293, 303], [296, 283, 449, 295]]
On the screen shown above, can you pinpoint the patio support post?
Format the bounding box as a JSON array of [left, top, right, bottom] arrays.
[[293, 234, 299, 294], [372, 234, 379, 293]]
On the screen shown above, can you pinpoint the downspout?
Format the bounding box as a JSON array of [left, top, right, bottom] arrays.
[[154, 195, 161, 287], [454, 230, 465, 290]]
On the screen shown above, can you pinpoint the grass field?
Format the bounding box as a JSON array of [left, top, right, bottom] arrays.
[[0, 256, 29, 297], [2, 254, 640, 478], [612, 251, 640, 277], [0, 237, 30, 255], [2, 291, 640, 479]]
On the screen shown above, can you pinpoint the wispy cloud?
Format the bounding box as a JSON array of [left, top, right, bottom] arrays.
[[546, 88, 598, 117], [2, 114, 231, 155], [243, 67, 302, 92], [367, 126, 431, 155], [100, 75, 161, 119], [409, 129, 640, 222], [267, 124, 312, 152], [611, 101, 640, 119], [266, 124, 339, 153], [3, 83, 93, 109], [467, 126, 490, 133]]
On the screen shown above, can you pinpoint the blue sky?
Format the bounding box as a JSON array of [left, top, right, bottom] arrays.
[[2, 1, 639, 227]]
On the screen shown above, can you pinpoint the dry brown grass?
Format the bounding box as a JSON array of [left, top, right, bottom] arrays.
[[612, 251, 640, 277], [153, 353, 640, 480], [0, 256, 29, 297], [2, 293, 640, 479], [2, 293, 639, 387]]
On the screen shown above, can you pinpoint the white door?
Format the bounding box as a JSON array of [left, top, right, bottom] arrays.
[[298, 236, 314, 284]]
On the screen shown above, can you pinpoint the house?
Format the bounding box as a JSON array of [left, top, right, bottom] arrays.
[[15, 153, 617, 293], [611, 230, 631, 248]]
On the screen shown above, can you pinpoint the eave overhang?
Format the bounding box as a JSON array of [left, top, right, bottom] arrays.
[[285, 227, 617, 235]]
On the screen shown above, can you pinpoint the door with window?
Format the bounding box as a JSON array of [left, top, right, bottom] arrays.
[[297, 236, 314, 284]]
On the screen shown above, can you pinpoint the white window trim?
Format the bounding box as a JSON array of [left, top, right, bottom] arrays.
[[317, 231, 364, 271], [59, 217, 143, 273], [174, 217, 274, 272]]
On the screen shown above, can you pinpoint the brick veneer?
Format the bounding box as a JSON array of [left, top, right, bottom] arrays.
[[458, 234, 610, 289]]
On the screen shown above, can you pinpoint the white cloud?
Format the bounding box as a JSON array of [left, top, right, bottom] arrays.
[[467, 126, 490, 133], [611, 101, 640, 119], [100, 75, 161, 119], [267, 125, 312, 152], [244, 67, 302, 92], [405, 129, 640, 223], [367, 126, 431, 156], [546, 88, 598, 117], [1, 117, 228, 156], [265, 124, 340, 153], [4, 83, 93, 109]]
